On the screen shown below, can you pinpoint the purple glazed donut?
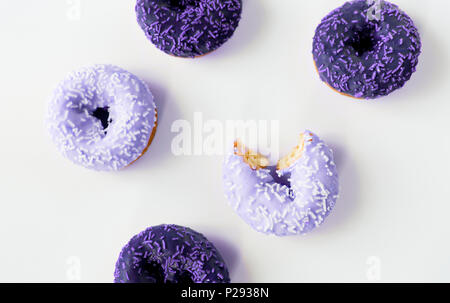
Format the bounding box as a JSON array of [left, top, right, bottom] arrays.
[[46, 65, 157, 171], [136, 0, 242, 58], [114, 225, 230, 283], [313, 0, 421, 99], [223, 132, 339, 236]]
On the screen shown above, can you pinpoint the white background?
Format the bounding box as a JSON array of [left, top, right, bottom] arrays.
[[1, 0, 449, 283]]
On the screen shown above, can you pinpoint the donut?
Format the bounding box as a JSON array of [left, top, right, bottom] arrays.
[[47, 65, 157, 171], [312, 0, 421, 99], [135, 0, 242, 58], [114, 224, 230, 283], [223, 131, 339, 236]]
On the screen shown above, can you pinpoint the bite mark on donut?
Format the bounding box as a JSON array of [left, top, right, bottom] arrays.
[[234, 133, 315, 171], [234, 140, 269, 170], [277, 133, 310, 170]]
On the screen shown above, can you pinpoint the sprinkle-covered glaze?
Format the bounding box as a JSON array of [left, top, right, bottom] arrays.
[[223, 132, 339, 236], [47, 65, 157, 171], [136, 0, 242, 58], [313, 0, 421, 99], [114, 225, 230, 283]]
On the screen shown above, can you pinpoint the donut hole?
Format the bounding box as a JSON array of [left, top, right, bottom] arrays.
[[168, 0, 196, 10], [131, 260, 166, 283], [92, 107, 112, 132], [172, 270, 195, 283], [129, 260, 195, 283], [347, 25, 379, 57], [270, 167, 291, 188]]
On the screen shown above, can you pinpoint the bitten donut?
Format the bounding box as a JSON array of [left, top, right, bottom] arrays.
[[114, 224, 230, 283], [223, 132, 339, 236], [313, 0, 421, 99], [47, 65, 157, 171], [136, 0, 242, 58]]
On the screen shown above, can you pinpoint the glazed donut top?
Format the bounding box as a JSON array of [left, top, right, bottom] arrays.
[[114, 224, 230, 283], [47, 65, 157, 171], [136, 0, 242, 57], [313, 0, 421, 99]]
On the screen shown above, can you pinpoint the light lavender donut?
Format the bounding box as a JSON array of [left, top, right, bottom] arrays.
[[223, 131, 339, 236], [47, 65, 157, 171]]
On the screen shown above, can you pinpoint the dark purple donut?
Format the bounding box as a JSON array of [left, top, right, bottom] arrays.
[[114, 225, 230, 283], [136, 0, 242, 58], [313, 0, 421, 99]]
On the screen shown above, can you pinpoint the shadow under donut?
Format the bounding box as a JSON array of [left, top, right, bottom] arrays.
[[383, 21, 446, 103], [206, 234, 251, 283]]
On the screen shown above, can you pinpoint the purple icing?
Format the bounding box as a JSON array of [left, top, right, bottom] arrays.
[[223, 132, 339, 236], [114, 225, 230, 283], [47, 65, 157, 171], [136, 0, 242, 58], [313, 0, 421, 99]]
